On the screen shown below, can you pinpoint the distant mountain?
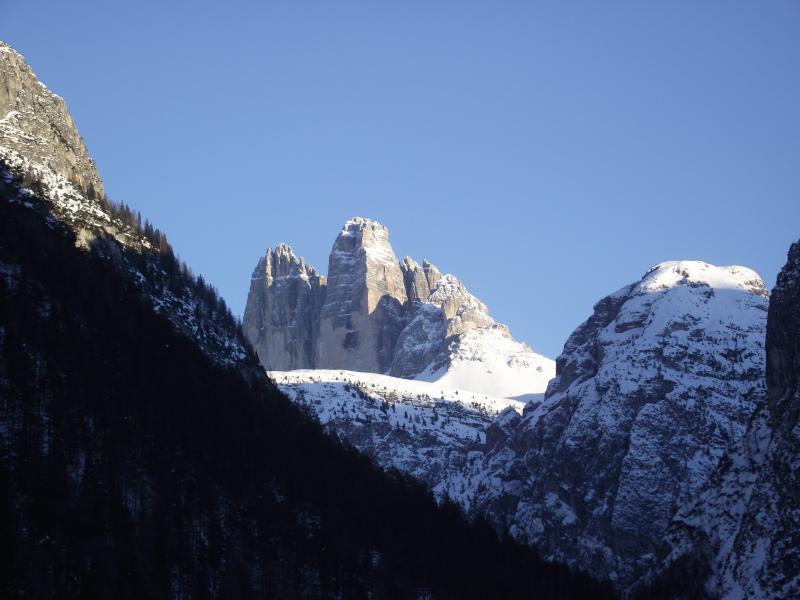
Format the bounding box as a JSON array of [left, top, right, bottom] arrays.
[[244, 217, 554, 399], [468, 261, 769, 588], [643, 243, 800, 599], [0, 40, 612, 599]]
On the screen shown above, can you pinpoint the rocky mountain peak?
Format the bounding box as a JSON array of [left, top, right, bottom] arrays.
[[0, 41, 104, 199], [1, 41, 246, 368], [340, 216, 385, 232], [425, 274, 494, 336], [243, 243, 325, 371], [328, 216, 406, 302], [260, 243, 321, 282], [318, 217, 408, 372], [400, 255, 443, 303], [334, 217, 399, 269], [244, 217, 554, 399]]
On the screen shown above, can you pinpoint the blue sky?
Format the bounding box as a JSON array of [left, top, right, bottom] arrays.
[[2, 1, 798, 358]]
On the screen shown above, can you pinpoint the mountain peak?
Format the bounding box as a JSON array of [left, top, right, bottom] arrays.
[[642, 260, 768, 296], [272, 241, 294, 254], [335, 216, 392, 242], [0, 40, 103, 199], [245, 218, 554, 397], [331, 216, 399, 275], [257, 243, 320, 281], [340, 216, 388, 236], [472, 258, 769, 587]]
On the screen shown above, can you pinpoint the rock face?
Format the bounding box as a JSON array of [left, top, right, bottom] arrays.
[[0, 42, 246, 367], [0, 42, 103, 199], [400, 257, 442, 303], [244, 217, 554, 398], [389, 274, 493, 379], [471, 261, 769, 587], [243, 244, 325, 370], [318, 218, 409, 373], [649, 243, 800, 599]]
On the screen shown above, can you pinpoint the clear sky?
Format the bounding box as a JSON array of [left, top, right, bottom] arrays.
[[2, 1, 798, 358]]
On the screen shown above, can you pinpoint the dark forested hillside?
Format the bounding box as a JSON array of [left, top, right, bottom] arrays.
[[0, 172, 613, 598]]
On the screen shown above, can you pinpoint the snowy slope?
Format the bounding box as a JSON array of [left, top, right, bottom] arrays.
[[470, 260, 769, 588], [645, 245, 800, 599], [271, 369, 525, 505], [414, 325, 554, 401]]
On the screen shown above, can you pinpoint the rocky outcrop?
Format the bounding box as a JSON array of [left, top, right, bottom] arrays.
[[400, 257, 442, 303], [242, 244, 325, 370], [0, 41, 246, 367], [244, 217, 554, 398], [471, 261, 769, 588], [388, 274, 495, 380], [0, 42, 103, 199], [647, 244, 800, 599]]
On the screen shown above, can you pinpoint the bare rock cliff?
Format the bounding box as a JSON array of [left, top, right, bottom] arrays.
[[0, 42, 103, 199], [243, 217, 554, 398], [243, 244, 325, 370]]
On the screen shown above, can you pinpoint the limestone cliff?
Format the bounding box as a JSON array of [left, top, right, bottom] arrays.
[[243, 244, 325, 370], [0, 42, 104, 199], [243, 217, 554, 399], [317, 218, 409, 373]]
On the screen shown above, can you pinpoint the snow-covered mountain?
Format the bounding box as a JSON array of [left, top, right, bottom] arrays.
[[244, 217, 554, 398], [0, 41, 247, 368], [467, 261, 769, 588], [644, 244, 800, 599], [266, 258, 773, 594]]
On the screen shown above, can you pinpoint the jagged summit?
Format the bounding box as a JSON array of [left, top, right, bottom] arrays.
[[256, 243, 322, 280], [273, 241, 294, 254], [244, 217, 555, 398], [244, 243, 326, 371], [341, 215, 384, 230], [335, 217, 398, 264]]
